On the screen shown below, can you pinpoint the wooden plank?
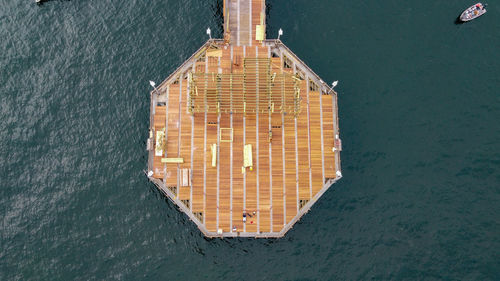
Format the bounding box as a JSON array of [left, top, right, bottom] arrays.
[[251, 0, 265, 44], [258, 112, 271, 232], [309, 90, 324, 195], [219, 114, 231, 232], [271, 113, 284, 230], [245, 114, 258, 232], [165, 83, 180, 188], [284, 114, 297, 223], [192, 113, 205, 212], [297, 80, 311, 200], [232, 113, 244, 232], [178, 80, 192, 202], [322, 94, 336, 178], [205, 113, 218, 232]]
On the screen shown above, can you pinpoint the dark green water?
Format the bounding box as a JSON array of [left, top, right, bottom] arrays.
[[1, 0, 499, 279]]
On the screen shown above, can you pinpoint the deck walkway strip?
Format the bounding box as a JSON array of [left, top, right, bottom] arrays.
[[164, 86, 170, 181], [230, 45, 234, 231], [294, 117, 299, 214], [322, 94, 336, 178], [216, 114, 221, 231], [243, 46, 258, 233], [309, 87, 324, 194], [230, 114, 234, 231], [242, 46, 246, 233], [319, 86, 326, 187], [332, 94, 339, 173], [243, 111, 246, 232], [165, 82, 179, 186], [179, 79, 193, 201], [190, 66, 195, 210], [271, 112, 283, 230], [236, 0, 240, 46], [191, 112, 205, 213], [255, 46, 260, 233], [280, 54, 286, 225], [248, 0, 252, 46], [205, 113, 218, 231], [164, 86, 170, 148], [296, 79, 311, 201], [293, 66, 299, 213], [178, 79, 182, 192], [203, 55, 208, 224], [232, 113, 244, 232], [282, 112, 286, 224], [216, 56, 221, 231], [268, 111, 273, 232], [306, 79, 313, 198], [231, 47, 244, 233]]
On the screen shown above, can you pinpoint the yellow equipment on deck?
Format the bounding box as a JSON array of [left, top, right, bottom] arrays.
[[155, 130, 165, 157]]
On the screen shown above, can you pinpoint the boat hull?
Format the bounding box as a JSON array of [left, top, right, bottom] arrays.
[[460, 3, 486, 22]]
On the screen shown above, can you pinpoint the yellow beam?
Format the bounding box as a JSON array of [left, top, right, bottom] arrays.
[[243, 144, 253, 168], [161, 158, 184, 164], [211, 144, 217, 167]]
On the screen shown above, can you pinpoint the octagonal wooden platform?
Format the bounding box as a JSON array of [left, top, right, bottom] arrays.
[[146, 0, 341, 238]]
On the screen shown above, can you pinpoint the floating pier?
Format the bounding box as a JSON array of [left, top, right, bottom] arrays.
[[146, 0, 342, 238]]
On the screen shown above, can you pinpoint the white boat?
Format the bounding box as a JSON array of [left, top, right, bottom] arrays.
[[460, 3, 487, 22]]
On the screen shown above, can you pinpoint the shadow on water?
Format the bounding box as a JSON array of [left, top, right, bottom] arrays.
[[454, 17, 464, 25]]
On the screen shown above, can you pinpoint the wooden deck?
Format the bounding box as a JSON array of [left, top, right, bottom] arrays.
[[146, 0, 341, 237], [225, 0, 266, 46]]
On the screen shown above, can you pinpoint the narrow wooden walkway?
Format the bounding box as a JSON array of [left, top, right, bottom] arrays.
[[225, 0, 266, 46]]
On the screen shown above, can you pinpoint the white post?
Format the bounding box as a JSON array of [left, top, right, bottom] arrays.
[[206, 27, 212, 40], [150, 80, 159, 95]]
